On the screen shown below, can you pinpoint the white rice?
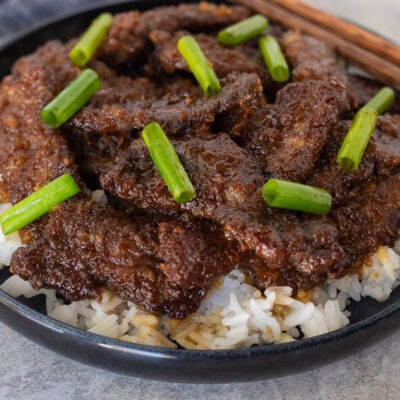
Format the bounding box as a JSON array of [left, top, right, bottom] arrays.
[[1, 199, 400, 350]]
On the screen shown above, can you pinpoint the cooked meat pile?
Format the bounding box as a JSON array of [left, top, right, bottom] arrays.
[[1, 2, 400, 318]]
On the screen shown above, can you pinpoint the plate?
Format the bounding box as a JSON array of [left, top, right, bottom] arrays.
[[1, 0, 400, 383]]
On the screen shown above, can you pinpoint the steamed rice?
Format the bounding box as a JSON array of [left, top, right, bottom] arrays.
[[1, 199, 399, 350]]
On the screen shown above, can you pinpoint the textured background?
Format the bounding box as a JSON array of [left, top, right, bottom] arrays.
[[1, 1, 400, 399]]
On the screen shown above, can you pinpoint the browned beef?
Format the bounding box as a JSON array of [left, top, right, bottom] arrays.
[[11, 199, 220, 318], [65, 71, 263, 139], [348, 74, 400, 113], [145, 30, 274, 89], [99, 3, 250, 66], [0, 41, 83, 203], [241, 80, 352, 182], [309, 115, 400, 201], [281, 31, 348, 85]]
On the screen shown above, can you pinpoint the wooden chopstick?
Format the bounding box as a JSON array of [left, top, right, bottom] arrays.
[[231, 0, 400, 89], [269, 0, 400, 67]]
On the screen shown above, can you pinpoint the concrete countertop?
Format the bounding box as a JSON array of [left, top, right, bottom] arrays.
[[1, 1, 400, 399]]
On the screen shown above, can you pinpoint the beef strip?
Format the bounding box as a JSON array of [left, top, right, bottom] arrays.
[[11, 199, 218, 318], [145, 30, 275, 90], [348, 74, 400, 113], [241, 80, 352, 182], [309, 115, 400, 202], [65, 71, 264, 139], [99, 3, 250, 66], [281, 31, 349, 85], [0, 41, 82, 203]]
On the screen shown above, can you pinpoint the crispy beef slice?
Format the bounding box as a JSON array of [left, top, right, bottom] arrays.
[[281, 31, 348, 85], [145, 31, 274, 88], [242, 80, 352, 182], [309, 115, 400, 202], [99, 2, 250, 66], [11, 199, 240, 318], [65, 72, 264, 140], [348, 74, 400, 113], [0, 42, 83, 203]]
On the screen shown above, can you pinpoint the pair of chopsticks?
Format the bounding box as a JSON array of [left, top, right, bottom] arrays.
[[231, 0, 400, 89]]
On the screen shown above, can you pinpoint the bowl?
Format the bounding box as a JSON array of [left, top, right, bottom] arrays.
[[1, 0, 400, 383]]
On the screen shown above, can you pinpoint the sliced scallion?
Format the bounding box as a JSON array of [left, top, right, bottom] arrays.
[[259, 35, 290, 83], [0, 174, 80, 235], [218, 15, 269, 46], [41, 69, 100, 128], [70, 12, 113, 67], [262, 179, 332, 215], [141, 122, 196, 204], [177, 35, 221, 97], [365, 86, 395, 115], [337, 106, 378, 172]]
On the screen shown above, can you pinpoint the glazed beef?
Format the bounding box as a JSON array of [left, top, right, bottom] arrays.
[[65, 71, 264, 139], [281, 31, 348, 85], [12, 199, 229, 318], [145, 30, 276, 90], [241, 80, 352, 181], [99, 3, 250, 66], [0, 42, 82, 203], [2, 2, 400, 319]]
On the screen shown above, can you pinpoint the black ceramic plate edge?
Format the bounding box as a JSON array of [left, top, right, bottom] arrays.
[[0, 0, 400, 383]]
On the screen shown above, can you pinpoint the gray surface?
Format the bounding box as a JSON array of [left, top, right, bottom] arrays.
[[1, 0, 400, 399]]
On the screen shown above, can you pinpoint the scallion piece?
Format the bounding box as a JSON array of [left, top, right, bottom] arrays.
[[70, 12, 113, 67], [259, 35, 290, 82], [365, 86, 395, 115], [41, 69, 100, 128], [0, 174, 80, 235], [337, 106, 378, 172], [262, 179, 332, 215], [141, 122, 196, 204], [177, 35, 221, 97], [218, 15, 269, 46]]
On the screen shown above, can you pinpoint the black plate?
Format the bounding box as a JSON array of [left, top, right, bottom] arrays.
[[1, 0, 400, 383]]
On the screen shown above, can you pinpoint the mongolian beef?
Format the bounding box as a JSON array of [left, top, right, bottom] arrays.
[[1, 1, 400, 341]]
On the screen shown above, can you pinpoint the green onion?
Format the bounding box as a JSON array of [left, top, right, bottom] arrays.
[[337, 106, 378, 172], [70, 13, 113, 67], [177, 35, 221, 97], [262, 179, 332, 215], [365, 86, 395, 115], [218, 15, 269, 46], [259, 35, 290, 82], [0, 174, 80, 235], [141, 122, 196, 204], [41, 69, 100, 128]]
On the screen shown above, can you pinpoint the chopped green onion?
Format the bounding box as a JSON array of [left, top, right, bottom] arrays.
[[70, 13, 113, 67], [365, 86, 395, 115], [41, 69, 100, 128], [262, 179, 332, 215], [141, 122, 196, 204], [218, 15, 269, 46], [337, 106, 378, 172], [177, 35, 221, 97], [259, 35, 290, 83], [0, 174, 80, 235]]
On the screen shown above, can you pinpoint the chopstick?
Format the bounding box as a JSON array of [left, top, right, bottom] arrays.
[[269, 0, 400, 67], [231, 0, 400, 89]]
